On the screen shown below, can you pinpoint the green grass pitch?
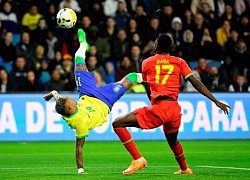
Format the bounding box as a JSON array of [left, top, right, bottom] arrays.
[[0, 140, 249, 180]]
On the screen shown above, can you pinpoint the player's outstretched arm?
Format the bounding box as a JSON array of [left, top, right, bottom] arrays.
[[76, 137, 86, 174], [188, 75, 230, 115], [43, 90, 61, 101]]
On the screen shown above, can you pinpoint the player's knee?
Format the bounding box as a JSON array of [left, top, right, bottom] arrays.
[[165, 131, 179, 148], [112, 118, 122, 128]]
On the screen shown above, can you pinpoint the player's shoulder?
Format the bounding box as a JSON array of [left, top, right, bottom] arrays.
[[168, 55, 186, 62]]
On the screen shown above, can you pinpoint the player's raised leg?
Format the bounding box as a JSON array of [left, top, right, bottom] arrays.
[[164, 129, 192, 175], [74, 28, 90, 71], [112, 113, 147, 175], [118, 72, 143, 89]]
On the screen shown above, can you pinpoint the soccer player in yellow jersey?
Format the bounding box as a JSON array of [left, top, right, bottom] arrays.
[[44, 29, 142, 174]]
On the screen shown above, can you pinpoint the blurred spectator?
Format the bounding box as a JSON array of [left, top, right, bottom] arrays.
[[207, 66, 219, 91], [49, 51, 62, 73], [105, 62, 115, 83], [45, 4, 57, 29], [19, 70, 42, 91], [88, 25, 111, 61], [146, 18, 160, 41], [171, 17, 183, 47], [214, 0, 225, 17], [21, 5, 42, 31], [102, 0, 119, 16], [33, 18, 48, 46], [37, 60, 51, 86], [94, 70, 106, 87], [238, 14, 250, 49], [195, 57, 210, 88], [191, 0, 215, 15], [115, 56, 136, 81], [88, 25, 99, 44], [172, 0, 191, 18], [0, 32, 16, 71], [184, 70, 201, 92], [198, 28, 217, 59], [191, 13, 208, 44], [105, 17, 117, 47], [216, 20, 230, 47], [16, 31, 35, 62], [127, 18, 138, 38], [228, 74, 250, 92], [45, 69, 65, 91], [218, 56, 239, 90], [8, 56, 28, 91], [78, 16, 92, 38], [0, 1, 18, 33], [89, 44, 104, 66], [224, 29, 239, 56], [182, 8, 193, 29], [112, 29, 129, 62], [231, 39, 249, 74], [56, 54, 73, 84], [95, 34, 110, 62], [200, 2, 217, 29], [32, 44, 48, 72], [89, 2, 105, 26], [46, 30, 60, 60], [125, 0, 145, 16], [64, 71, 76, 91], [59, 0, 81, 13], [134, 5, 148, 32], [114, 1, 131, 29], [86, 55, 105, 79], [0, 68, 9, 93], [234, 0, 246, 16], [64, 31, 79, 56], [159, 4, 174, 32], [130, 45, 143, 72], [130, 32, 144, 48], [220, 4, 238, 27], [180, 29, 197, 62]]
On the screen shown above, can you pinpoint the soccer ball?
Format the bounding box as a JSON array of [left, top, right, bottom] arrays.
[[56, 8, 77, 28]]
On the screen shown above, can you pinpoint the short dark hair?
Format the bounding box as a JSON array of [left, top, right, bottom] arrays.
[[55, 98, 67, 115], [156, 34, 173, 53]]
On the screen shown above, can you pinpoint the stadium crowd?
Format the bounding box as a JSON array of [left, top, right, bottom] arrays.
[[0, 0, 249, 93]]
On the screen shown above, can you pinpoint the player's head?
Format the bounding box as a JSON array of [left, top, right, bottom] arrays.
[[55, 97, 77, 116], [154, 33, 173, 54]]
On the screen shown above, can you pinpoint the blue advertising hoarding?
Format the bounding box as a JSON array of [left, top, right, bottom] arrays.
[[0, 93, 249, 141]]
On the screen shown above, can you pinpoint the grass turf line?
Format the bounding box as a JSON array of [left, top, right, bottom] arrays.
[[0, 140, 249, 180]]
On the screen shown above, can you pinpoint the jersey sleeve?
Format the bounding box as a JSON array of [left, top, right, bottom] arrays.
[[75, 120, 89, 139], [180, 59, 193, 79]]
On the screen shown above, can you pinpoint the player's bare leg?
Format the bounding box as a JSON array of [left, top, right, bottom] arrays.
[[164, 130, 192, 175], [113, 113, 147, 175]]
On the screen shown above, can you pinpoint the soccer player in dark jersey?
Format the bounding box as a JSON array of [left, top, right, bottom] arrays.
[[112, 33, 230, 175], [44, 29, 143, 174]]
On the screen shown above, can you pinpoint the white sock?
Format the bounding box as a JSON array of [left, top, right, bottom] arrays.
[[75, 43, 86, 59], [136, 73, 143, 83]]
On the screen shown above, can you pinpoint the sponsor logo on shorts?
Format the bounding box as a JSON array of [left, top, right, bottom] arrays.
[[113, 85, 122, 92]]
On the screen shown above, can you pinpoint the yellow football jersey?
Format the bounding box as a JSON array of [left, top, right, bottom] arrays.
[[62, 95, 110, 138]]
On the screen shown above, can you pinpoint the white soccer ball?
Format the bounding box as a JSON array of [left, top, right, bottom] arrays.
[[56, 8, 77, 28]]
